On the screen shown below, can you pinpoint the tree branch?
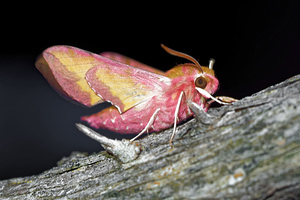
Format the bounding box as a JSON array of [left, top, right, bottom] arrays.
[[1, 75, 300, 199]]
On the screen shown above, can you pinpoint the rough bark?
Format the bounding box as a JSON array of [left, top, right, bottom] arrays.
[[1, 75, 300, 199]]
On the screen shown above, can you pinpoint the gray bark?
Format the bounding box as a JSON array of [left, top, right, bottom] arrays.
[[1, 75, 300, 199]]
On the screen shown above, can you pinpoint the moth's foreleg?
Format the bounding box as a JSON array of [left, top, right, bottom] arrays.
[[206, 96, 238, 108], [130, 108, 161, 142]]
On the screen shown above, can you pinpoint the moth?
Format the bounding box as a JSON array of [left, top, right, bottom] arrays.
[[36, 44, 236, 145]]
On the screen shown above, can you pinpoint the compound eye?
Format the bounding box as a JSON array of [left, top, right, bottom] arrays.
[[195, 76, 207, 89]]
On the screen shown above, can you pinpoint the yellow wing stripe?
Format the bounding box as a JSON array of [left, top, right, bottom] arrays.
[[94, 67, 151, 112]]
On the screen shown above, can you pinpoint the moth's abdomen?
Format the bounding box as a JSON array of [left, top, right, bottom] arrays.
[[81, 89, 198, 135], [81, 106, 147, 134]]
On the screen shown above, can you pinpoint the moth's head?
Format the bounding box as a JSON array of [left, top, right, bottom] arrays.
[[162, 44, 229, 105], [193, 59, 219, 97]]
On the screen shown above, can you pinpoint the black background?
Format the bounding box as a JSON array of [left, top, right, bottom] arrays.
[[0, 1, 299, 180]]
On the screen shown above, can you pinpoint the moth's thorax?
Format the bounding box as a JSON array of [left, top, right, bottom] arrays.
[[165, 64, 201, 78]]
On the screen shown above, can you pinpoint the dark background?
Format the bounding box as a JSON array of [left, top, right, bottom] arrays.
[[0, 1, 299, 180]]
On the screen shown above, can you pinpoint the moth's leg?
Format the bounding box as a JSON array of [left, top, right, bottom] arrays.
[[169, 91, 184, 146], [130, 108, 161, 142], [206, 96, 238, 108]]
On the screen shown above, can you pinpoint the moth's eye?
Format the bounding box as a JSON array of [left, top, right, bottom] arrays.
[[195, 76, 207, 89]]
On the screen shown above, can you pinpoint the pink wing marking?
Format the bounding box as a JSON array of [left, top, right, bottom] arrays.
[[35, 54, 70, 99], [101, 52, 165, 75]]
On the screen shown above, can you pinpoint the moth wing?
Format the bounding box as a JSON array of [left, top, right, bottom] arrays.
[[101, 52, 165, 75], [86, 62, 171, 113], [35, 46, 104, 107]]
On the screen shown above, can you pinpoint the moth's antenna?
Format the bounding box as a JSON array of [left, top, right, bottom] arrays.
[[209, 58, 215, 69], [161, 44, 203, 73]]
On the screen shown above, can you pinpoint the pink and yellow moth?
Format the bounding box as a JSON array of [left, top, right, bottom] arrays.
[[35, 44, 236, 145]]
